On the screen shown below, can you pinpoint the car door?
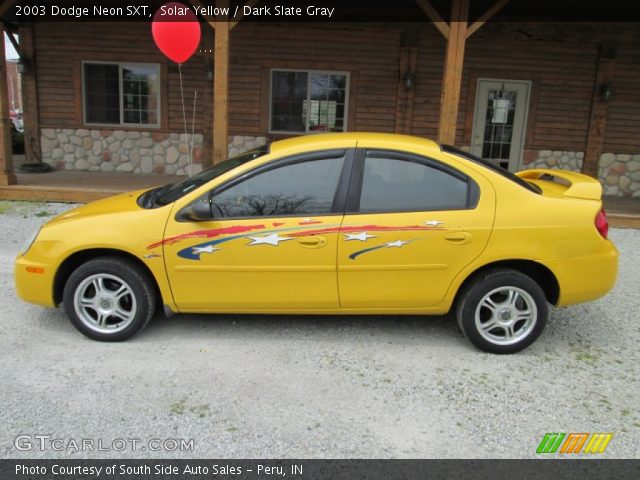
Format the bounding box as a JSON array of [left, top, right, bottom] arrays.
[[337, 149, 495, 309], [163, 149, 352, 311]]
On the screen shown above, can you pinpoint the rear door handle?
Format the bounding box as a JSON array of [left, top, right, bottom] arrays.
[[297, 236, 327, 248], [445, 232, 472, 244]]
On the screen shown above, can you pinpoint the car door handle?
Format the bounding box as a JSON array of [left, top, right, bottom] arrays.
[[445, 232, 472, 244], [297, 236, 327, 248]]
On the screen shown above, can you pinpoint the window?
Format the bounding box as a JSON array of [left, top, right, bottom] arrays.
[[442, 145, 541, 194], [359, 153, 472, 213], [211, 155, 345, 218], [270, 69, 349, 134], [83, 62, 160, 127]]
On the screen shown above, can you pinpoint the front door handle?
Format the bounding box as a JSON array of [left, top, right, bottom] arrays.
[[445, 232, 472, 244], [297, 236, 327, 248]]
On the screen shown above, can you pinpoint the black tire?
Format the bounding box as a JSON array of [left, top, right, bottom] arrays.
[[62, 257, 156, 341], [455, 268, 548, 354]]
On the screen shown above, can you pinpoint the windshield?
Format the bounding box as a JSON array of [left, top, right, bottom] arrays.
[[442, 145, 541, 194], [153, 145, 269, 206]]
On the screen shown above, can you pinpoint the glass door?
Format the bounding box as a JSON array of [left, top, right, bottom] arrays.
[[471, 79, 531, 172]]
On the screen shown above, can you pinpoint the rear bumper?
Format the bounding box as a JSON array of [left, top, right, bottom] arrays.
[[540, 241, 618, 307]]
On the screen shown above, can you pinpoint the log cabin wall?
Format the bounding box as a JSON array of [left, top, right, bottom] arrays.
[[30, 21, 640, 196], [35, 22, 208, 175]]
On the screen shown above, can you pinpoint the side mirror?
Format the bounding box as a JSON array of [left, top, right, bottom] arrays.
[[176, 198, 213, 222]]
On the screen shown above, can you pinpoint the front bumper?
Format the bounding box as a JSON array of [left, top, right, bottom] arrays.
[[15, 244, 60, 308]]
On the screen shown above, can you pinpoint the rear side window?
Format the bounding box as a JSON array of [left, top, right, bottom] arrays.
[[442, 144, 541, 194], [358, 152, 475, 213]]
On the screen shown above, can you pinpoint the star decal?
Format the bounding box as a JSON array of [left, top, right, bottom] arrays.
[[424, 220, 443, 226], [247, 233, 294, 246], [385, 240, 409, 248], [344, 232, 376, 242], [192, 245, 220, 255]]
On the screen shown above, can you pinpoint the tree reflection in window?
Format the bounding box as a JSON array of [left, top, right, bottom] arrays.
[[211, 157, 344, 218]]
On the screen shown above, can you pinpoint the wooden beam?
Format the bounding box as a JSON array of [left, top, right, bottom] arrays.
[[0, 0, 17, 18], [213, 0, 230, 164], [415, 0, 450, 39], [437, 0, 469, 145], [0, 24, 16, 185], [582, 43, 616, 178], [200, 25, 214, 168], [4, 27, 22, 58], [230, 0, 260, 29], [18, 23, 41, 165], [394, 46, 417, 135], [466, 0, 510, 38]]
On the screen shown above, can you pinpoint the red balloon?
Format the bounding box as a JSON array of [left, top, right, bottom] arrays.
[[152, 2, 201, 63]]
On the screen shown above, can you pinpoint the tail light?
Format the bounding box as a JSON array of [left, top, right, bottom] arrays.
[[595, 209, 609, 239]]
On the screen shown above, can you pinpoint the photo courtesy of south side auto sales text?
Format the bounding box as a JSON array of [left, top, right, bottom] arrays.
[[14, 3, 335, 19], [15, 463, 303, 476]]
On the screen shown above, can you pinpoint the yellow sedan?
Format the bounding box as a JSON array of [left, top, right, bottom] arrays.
[[15, 133, 618, 353]]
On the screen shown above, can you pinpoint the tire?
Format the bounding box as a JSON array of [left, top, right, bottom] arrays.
[[455, 268, 548, 354], [63, 257, 156, 341]]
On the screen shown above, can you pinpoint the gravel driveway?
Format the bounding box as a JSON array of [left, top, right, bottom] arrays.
[[1, 201, 638, 459]]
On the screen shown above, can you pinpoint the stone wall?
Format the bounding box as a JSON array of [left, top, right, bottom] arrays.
[[41, 128, 267, 176], [39, 131, 639, 197], [228, 135, 268, 157], [523, 150, 640, 197]]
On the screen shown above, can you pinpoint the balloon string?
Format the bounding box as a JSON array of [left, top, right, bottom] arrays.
[[178, 63, 190, 177]]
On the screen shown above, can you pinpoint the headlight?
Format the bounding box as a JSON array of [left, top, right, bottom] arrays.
[[20, 228, 40, 256]]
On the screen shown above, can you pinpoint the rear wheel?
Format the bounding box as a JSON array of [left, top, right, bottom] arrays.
[[63, 257, 155, 341], [456, 269, 548, 354]]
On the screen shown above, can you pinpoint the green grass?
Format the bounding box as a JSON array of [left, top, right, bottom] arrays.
[[0, 201, 13, 214], [169, 398, 210, 418]]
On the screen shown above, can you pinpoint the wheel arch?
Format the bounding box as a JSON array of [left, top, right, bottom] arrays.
[[53, 248, 161, 306], [453, 259, 560, 307]]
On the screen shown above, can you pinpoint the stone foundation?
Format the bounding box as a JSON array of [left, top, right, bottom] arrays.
[[41, 129, 268, 176], [228, 135, 268, 157], [524, 150, 640, 197]]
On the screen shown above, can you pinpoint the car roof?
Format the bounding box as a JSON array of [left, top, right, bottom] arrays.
[[268, 132, 442, 157]]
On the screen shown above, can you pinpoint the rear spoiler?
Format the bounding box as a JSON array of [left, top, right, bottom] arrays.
[[516, 169, 602, 201]]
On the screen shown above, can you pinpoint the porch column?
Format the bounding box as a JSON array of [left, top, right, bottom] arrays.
[[17, 23, 41, 165], [416, 0, 510, 145], [437, 0, 468, 145], [582, 43, 616, 179], [0, 23, 17, 185], [213, 1, 230, 165]]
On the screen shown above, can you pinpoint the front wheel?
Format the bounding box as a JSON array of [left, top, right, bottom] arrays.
[[456, 269, 548, 354], [63, 257, 156, 341]]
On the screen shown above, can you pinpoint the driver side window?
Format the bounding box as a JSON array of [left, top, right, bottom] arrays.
[[211, 155, 344, 218]]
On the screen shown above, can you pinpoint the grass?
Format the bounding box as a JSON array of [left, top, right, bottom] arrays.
[[169, 397, 210, 418], [0, 200, 60, 217]]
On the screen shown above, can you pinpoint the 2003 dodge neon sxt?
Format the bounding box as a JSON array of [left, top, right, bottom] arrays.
[[15, 133, 618, 353]]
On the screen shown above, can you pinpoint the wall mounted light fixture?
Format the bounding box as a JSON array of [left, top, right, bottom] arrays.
[[17, 58, 30, 75], [403, 69, 415, 90], [599, 82, 614, 102]]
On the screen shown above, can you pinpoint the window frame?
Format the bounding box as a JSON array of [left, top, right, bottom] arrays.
[[81, 60, 161, 129], [180, 149, 357, 222], [268, 68, 350, 135], [346, 149, 480, 215]]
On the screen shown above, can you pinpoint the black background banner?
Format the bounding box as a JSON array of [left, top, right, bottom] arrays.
[[3, 0, 640, 22], [1, 459, 639, 480]]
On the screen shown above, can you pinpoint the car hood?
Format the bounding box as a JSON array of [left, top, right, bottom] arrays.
[[45, 189, 149, 226]]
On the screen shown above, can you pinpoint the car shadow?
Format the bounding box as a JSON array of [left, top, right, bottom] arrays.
[[139, 310, 463, 347]]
